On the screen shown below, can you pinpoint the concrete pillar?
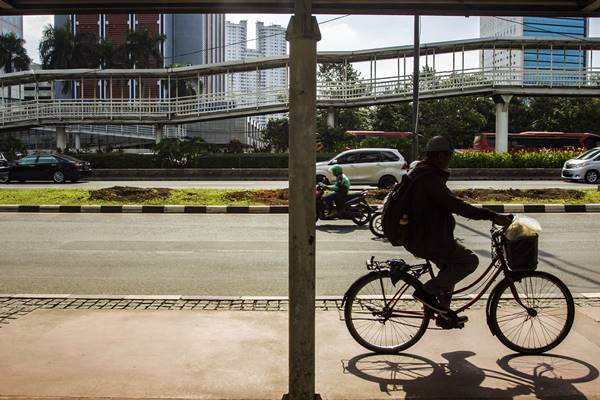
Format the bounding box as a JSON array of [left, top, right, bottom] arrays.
[[326, 107, 335, 128], [286, 1, 321, 399], [155, 124, 164, 144], [56, 126, 67, 151], [493, 94, 513, 154], [74, 133, 81, 151]]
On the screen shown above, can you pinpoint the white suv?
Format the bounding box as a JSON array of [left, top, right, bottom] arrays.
[[316, 148, 407, 188]]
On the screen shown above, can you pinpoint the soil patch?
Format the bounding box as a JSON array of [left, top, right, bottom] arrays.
[[223, 189, 289, 205], [454, 188, 584, 202], [89, 186, 173, 202]]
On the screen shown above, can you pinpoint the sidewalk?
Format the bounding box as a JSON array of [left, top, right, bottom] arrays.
[[1, 303, 600, 399]]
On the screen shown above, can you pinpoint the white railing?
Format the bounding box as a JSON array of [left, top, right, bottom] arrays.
[[66, 124, 186, 139], [1, 67, 599, 129]]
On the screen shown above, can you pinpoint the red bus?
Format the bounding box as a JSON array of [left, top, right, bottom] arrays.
[[348, 131, 413, 138], [473, 131, 600, 151]]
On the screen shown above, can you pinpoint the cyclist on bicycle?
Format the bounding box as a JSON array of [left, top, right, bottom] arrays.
[[402, 136, 512, 328], [323, 164, 351, 217]]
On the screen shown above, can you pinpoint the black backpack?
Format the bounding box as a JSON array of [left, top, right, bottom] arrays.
[[381, 173, 428, 246]]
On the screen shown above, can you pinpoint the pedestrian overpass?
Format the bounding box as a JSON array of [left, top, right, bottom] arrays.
[[1, 37, 600, 141], [3, 2, 600, 400]]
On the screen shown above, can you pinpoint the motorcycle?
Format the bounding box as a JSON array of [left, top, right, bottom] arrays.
[[369, 210, 386, 238], [369, 191, 391, 238], [315, 183, 373, 225]]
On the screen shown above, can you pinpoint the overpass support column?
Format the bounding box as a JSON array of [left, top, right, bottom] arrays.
[[493, 94, 512, 154], [286, 1, 321, 399], [327, 107, 335, 128], [56, 126, 67, 152], [74, 133, 81, 151], [155, 125, 164, 144]]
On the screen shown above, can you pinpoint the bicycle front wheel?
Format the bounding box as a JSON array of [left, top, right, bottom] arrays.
[[489, 271, 575, 354], [344, 270, 430, 354]]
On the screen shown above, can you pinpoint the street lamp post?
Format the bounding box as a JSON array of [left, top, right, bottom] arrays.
[[411, 15, 420, 161]]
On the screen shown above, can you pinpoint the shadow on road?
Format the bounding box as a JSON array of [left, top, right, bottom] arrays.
[[316, 224, 368, 234], [343, 351, 598, 399], [4, 181, 88, 185]]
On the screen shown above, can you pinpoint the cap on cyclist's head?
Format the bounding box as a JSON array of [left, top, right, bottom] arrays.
[[425, 136, 454, 153], [330, 164, 343, 176]]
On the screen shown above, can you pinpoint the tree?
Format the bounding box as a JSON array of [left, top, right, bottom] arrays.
[[39, 21, 101, 69], [0, 32, 31, 74], [0, 135, 27, 160], [261, 118, 289, 152], [39, 21, 101, 94], [371, 103, 412, 132], [39, 22, 74, 70], [317, 63, 371, 132], [98, 38, 125, 69], [316, 126, 353, 153], [153, 137, 208, 167], [125, 28, 166, 69], [0, 32, 31, 100], [527, 97, 600, 133], [226, 139, 245, 154]]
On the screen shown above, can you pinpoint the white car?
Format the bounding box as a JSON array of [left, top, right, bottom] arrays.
[[316, 148, 407, 188], [561, 147, 600, 183]]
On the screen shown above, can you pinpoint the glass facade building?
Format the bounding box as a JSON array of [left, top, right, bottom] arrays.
[[480, 16, 587, 84], [522, 17, 586, 73]]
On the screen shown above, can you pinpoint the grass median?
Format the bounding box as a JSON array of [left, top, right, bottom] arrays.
[[0, 186, 599, 206]]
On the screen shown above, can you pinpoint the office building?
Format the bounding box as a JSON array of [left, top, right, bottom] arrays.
[[480, 17, 587, 83]]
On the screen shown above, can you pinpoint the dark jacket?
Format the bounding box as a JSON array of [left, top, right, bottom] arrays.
[[404, 161, 496, 260]]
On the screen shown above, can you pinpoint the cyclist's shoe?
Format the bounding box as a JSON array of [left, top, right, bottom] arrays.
[[389, 262, 409, 286], [436, 314, 468, 330], [412, 287, 448, 313]]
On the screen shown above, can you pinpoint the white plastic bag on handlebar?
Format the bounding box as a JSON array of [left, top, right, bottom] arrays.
[[505, 215, 542, 241]]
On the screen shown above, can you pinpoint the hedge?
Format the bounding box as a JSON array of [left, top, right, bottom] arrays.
[[73, 149, 582, 169], [75, 152, 336, 169], [449, 149, 581, 169]]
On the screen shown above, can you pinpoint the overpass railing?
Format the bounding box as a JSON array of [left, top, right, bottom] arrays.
[[1, 67, 599, 128]]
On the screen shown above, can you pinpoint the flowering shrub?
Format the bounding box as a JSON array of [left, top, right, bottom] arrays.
[[450, 149, 582, 168]]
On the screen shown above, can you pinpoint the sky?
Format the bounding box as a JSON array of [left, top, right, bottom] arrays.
[[22, 14, 600, 78]]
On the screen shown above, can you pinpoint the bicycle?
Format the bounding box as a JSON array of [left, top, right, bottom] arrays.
[[343, 223, 575, 355]]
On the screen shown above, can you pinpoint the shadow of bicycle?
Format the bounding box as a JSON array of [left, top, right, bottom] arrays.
[[343, 351, 598, 399]]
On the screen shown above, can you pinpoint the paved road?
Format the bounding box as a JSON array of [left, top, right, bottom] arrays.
[[0, 179, 592, 190], [0, 213, 598, 296]]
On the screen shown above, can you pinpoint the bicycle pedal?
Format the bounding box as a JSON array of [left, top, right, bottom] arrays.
[[436, 317, 466, 330]]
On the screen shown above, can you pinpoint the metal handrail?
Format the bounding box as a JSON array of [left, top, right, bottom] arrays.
[[1, 67, 599, 128]]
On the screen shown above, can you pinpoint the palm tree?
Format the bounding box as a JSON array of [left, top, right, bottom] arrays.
[[98, 38, 126, 69], [124, 28, 166, 98], [39, 22, 75, 70], [39, 21, 101, 95], [125, 28, 165, 69], [0, 32, 31, 100]]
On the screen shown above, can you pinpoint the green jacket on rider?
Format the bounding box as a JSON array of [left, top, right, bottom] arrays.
[[326, 173, 351, 195]]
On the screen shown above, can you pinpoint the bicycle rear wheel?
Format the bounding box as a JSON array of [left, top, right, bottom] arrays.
[[344, 270, 430, 353], [488, 271, 574, 354]]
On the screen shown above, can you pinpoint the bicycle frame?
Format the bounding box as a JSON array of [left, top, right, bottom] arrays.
[[365, 224, 531, 316]]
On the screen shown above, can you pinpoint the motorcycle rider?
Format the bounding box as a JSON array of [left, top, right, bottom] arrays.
[[323, 164, 351, 217]]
